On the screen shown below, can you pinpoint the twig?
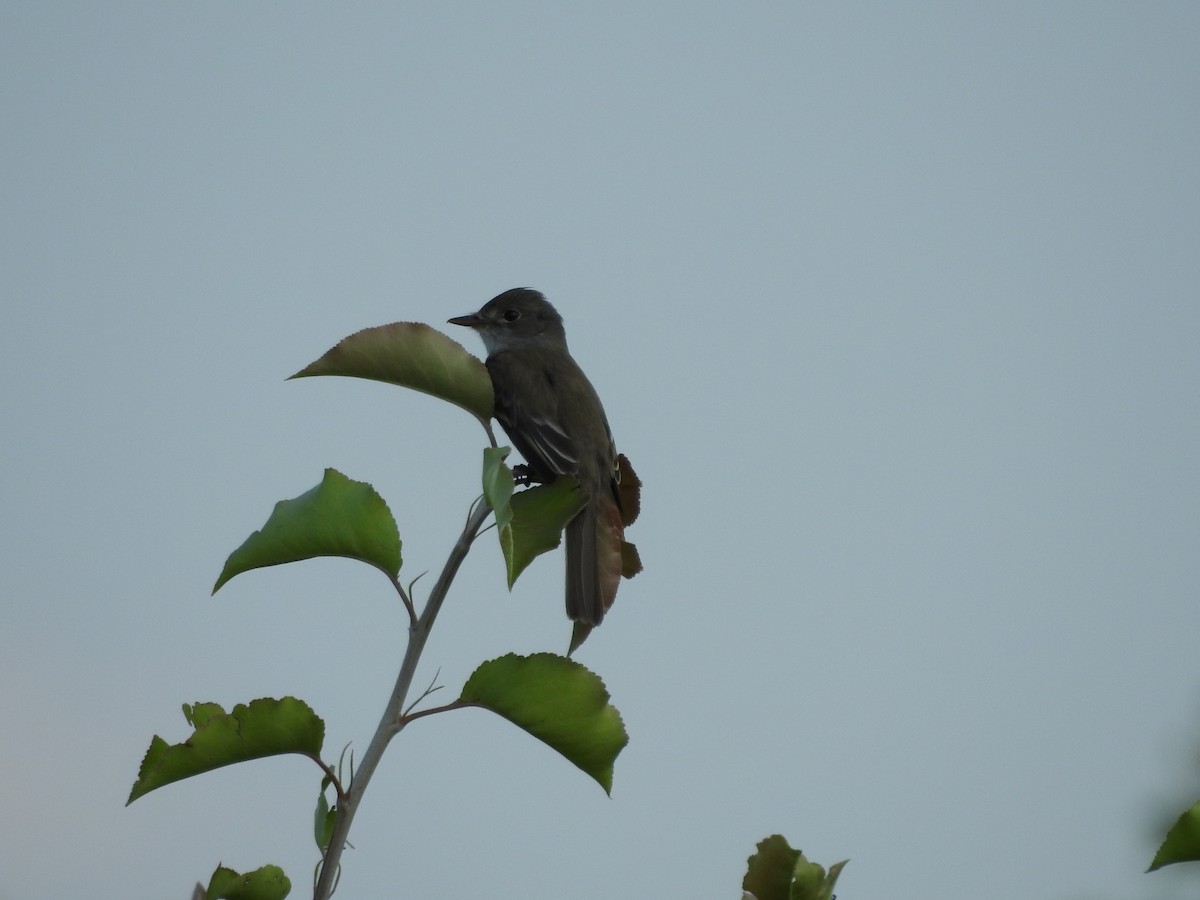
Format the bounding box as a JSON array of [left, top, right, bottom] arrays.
[[399, 698, 471, 725], [392, 576, 416, 625], [310, 756, 347, 805], [402, 670, 444, 717]]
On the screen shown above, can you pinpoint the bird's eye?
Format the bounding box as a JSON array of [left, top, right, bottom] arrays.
[[502, 308, 521, 322]]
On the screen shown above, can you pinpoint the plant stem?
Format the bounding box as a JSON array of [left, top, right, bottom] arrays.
[[312, 495, 492, 900]]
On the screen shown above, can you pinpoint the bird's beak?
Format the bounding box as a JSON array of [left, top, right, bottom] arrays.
[[448, 312, 481, 328]]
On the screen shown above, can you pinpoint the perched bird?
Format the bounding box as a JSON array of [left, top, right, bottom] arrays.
[[450, 288, 624, 625]]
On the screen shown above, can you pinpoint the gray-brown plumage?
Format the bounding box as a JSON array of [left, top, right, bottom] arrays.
[[449, 288, 623, 625]]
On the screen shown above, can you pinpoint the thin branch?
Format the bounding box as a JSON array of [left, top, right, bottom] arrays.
[[393, 571, 428, 627], [402, 669, 444, 717], [392, 575, 416, 625], [312, 492, 493, 900], [399, 698, 472, 725], [408, 570, 427, 596], [310, 755, 347, 805]]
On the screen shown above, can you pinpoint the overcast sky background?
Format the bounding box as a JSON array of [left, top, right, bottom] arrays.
[[3, 4, 1199, 900]]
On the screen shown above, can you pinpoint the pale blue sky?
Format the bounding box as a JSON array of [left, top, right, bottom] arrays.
[[3, 4, 1199, 899]]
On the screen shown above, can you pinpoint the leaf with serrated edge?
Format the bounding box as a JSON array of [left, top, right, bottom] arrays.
[[743, 835, 801, 900], [616, 453, 641, 527], [290, 322, 493, 424], [1149, 800, 1200, 871], [621, 540, 642, 579], [460, 653, 626, 793], [204, 864, 292, 900], [742, 835, 846, 900], [127, 697, 324, 804], [213, 468, 400, 592]]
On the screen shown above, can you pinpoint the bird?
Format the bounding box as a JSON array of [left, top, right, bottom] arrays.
[[449, 288, 625, 625]]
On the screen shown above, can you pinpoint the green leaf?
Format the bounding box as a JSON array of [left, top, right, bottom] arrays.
[[213, 468, 400, 592], [204, 864, 292, 900], [314, 779, 336, 852], [742, 835, 846, 900], [502, 478, 587, 588], [1149, 799, 1200, 871], [743, 834, 799, 900], [482, 447, 514, 534], [290, 321, 494, 425], [127, 697, 325, 804], [459, 653, 627, 793]]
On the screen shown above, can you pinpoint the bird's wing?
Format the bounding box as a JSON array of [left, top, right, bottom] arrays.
[[486, 352, 579, 479]]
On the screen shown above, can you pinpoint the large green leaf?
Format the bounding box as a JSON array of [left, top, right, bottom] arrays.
[[127, 697, 324, 804], [504, 477, 586, 588], [1149, 799, 1200, 871], [742, 835, 847, 900], [476, 449, 587, 588], [204, 864, 292, 900], [213, 468, 400, 592], [290, 322, 493, 425], [459, 653, 627, 793]]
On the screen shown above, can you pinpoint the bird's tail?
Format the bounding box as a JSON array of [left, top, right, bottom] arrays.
[[565, 495, 623, 625]]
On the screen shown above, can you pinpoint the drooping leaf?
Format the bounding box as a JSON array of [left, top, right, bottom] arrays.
[[742, 835, 846, 900], [213, 468, 400, 592], [621, 540, 642, 579], [459, 653, 627, 793], [616, 454, 642, 583], [568, 621, 593, 656], [502, 478, 586, 588], [482, 447, 514, 534], [127, 697, 325, 804], [616, 453, 641, 527], [204, 864, 292, 900], [1149, 799, 1200, 871], [290, 322, 493, 425]]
